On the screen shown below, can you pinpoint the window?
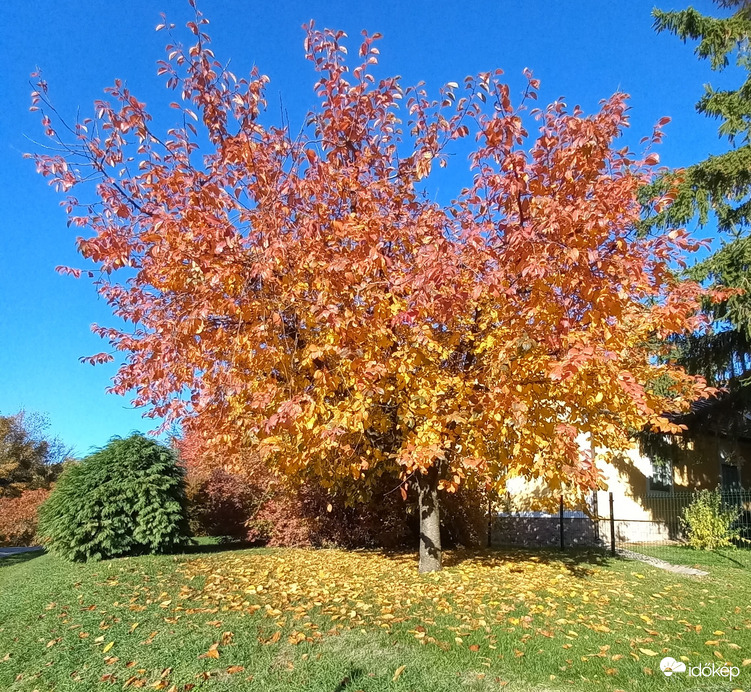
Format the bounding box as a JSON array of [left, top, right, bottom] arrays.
[[719, 441, 743, 490], [648, 456, 673, 494], [721, 463, 741, 490]]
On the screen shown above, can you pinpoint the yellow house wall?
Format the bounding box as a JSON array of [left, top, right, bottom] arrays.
[[500, 434, 750, 545]]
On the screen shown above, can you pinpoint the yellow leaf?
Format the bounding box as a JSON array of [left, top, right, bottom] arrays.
[[393, 665, 406, 681], [638, 648, 658, 657], [199, 643, 220, 660], [102, 642, 114, 653]]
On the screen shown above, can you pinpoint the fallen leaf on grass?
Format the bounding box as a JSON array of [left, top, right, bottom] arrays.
[[102, 642, 114, 653], [199, 643, 220, 660], [393, 665, 406, 681]]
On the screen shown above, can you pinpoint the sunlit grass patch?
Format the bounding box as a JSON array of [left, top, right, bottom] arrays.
[[0, 546, 749, 691]]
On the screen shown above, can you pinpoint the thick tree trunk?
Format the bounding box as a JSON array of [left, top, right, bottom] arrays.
[[417, 467, 442, 573]]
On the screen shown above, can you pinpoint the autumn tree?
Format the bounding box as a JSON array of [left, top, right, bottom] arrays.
[[0, 411, 71, 498], [31, 6, 714, 571]]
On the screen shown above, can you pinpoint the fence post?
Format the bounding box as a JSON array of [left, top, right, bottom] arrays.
[[487, 494, 492, 548], [592, 491, 599, 543], [609, 491, 616, 556], [559, 494, 565, 551]]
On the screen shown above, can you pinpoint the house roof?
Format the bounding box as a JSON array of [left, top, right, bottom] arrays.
[[672, 389, 751, 441]]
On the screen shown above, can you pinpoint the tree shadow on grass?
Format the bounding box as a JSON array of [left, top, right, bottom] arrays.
[[0, 549, 45, 569], [447, 546, 619, 577], [332, 668, 365, 691], [711, 549, 748, 568], [171, 537, 266, 557], [377, 545, 621, 579]]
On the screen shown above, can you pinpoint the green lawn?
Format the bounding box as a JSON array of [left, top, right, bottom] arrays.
[[629, 544, 751, 571], [1, 545, 749, 691]]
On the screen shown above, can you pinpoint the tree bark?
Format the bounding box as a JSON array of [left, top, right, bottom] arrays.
[[417, 466, 442, 573]]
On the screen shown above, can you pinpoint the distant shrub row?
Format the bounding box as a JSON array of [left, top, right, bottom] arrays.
[[14, 431, 489, 561]]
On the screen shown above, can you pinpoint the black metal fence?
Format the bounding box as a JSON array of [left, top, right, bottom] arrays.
[[609, 488, 751, 558], [491, 493, 599, 550], [490, 488, 751, 557]]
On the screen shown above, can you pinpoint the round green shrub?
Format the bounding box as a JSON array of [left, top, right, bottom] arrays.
[[38, 434, 190, 561], [680, 487, 742, 551]]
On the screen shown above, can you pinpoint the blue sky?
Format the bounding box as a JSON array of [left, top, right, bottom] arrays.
[[0, 0, 735, 457]]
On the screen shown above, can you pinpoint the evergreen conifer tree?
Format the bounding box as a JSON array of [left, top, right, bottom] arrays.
[[642, 0, 751, 393]]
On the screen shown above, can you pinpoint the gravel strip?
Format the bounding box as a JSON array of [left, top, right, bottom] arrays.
[[616, 548, 708, 577]]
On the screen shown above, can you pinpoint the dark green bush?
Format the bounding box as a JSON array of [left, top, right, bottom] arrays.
[[38, 434, 190, 561]]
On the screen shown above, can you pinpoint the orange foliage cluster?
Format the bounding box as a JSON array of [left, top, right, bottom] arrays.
[[177, 432, 485, 548]]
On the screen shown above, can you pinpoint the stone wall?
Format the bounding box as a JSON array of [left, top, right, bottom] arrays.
[[491, 514, 601, 548]]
